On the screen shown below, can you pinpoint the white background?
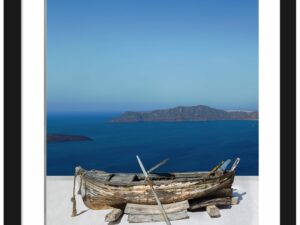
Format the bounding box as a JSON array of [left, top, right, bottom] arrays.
[[0, 0, 298, 224]]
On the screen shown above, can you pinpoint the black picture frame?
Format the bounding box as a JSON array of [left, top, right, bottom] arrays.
[[4, 0, 21, 225], [3, 0, 296, 224], [280, 0, 296, 224]]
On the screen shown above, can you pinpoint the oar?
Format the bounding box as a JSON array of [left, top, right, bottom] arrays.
[[207, 160, 224, 177], [147, 158, 169, 174], [217, 159, 231, 173], [230, 158, 240, 171], [136, 156, 172, 225]]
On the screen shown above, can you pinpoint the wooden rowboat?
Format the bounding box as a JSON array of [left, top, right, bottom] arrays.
[[71, 158, 239, 212]]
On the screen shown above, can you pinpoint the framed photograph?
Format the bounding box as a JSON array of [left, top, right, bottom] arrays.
[[3, 0, 296, 225], [47, 1, 261, 224]]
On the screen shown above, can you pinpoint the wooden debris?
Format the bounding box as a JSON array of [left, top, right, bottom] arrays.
[[189, 197, 232, 211], [206, 205, 220, 218], [128, 210, 189, 223], [125, 201, 189, 215], [105, 208, 124, 222], [231, 197, 239, 205]]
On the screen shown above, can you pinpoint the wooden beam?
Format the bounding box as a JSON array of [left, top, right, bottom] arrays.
[[127, 210, 189, 223], [105, 208, 123, 222], [125, 201, 189, 215]]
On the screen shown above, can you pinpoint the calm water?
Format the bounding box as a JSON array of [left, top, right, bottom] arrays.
[[47, 113, 258, 175]]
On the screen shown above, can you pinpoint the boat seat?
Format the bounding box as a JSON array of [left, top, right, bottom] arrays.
[[85, 172, 113, 181], [109, 174, 137, 183]]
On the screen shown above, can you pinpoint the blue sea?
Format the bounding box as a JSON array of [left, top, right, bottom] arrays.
[[47, 113, 258, 176]]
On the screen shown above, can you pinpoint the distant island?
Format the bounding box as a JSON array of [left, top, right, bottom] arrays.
[[47, 134, 92, 143], [111, 105, 258, 122]]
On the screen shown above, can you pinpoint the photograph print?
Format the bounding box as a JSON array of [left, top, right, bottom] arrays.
[[46, 1, 258, 224]]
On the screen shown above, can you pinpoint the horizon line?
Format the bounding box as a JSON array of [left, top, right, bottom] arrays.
[[47, 104, 259, 114]]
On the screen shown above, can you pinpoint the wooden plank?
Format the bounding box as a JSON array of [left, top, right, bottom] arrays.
[[189, 197, 232, 211], [110, 174, 137, 183], [127, 210, 189, 223], [105, 209, 124, 222], [85, 172, 112, 181], [125, 201, 189, 215], [89, 174, 112, 181], [206, 205, 220, 218]]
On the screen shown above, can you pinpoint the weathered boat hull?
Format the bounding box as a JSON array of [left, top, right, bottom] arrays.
[[75, 168, 235, 210]]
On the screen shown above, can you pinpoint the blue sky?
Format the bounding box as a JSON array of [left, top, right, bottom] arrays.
[[47, 0, 258, 112]]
